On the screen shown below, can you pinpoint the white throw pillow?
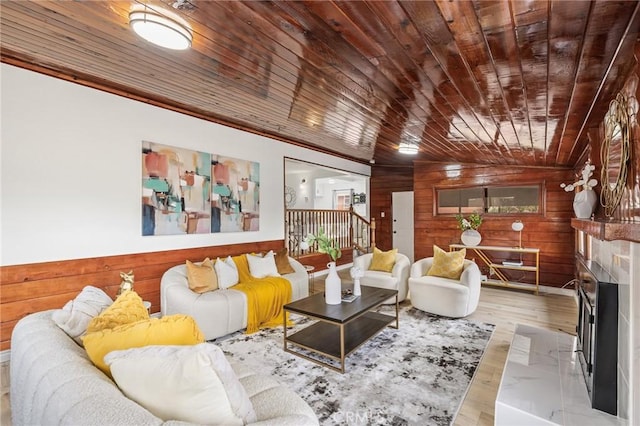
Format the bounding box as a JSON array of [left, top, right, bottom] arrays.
[[52, 285, 113, 346], [215, 256, 239, 289], [247, 251, 280, 278], [104, 343, 257, 425]]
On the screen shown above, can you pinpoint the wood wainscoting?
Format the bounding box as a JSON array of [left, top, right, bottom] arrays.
[[0, 240, 287, 351]]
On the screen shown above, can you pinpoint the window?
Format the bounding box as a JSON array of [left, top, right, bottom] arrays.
[[437, 188, 484, 214], [436, 185, 541, 215], [487, 186, 539, 213]]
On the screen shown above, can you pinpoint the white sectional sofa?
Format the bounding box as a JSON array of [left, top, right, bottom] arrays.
[[161, 256, 309, 340], [10, 310, 318, 425]]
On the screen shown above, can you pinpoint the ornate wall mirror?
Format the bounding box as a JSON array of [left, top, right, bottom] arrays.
[[600, 92, 631, 217]]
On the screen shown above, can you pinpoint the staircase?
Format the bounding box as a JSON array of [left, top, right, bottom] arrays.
[[285, 206, 376, 259]]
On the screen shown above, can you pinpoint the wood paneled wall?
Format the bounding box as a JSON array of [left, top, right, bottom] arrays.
[[617, 48, 640, 223], [413, 163, 576, 288], [573, 49, 640, 242], [590, 50, 640, 223], [0, 240, 287, 351], [369, 166, 414, 250]]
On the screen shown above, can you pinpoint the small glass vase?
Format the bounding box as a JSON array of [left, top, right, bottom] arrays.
[[461, 229, 482, 246], [325, 261, 342, 305]]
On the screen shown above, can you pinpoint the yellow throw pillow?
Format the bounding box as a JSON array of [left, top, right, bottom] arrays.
[[369, 247, 398, 272], [86, 290, 149, 334], [186, 258, 218, 293], [427, 245, 466, 280], [82, 314, 205, 376]]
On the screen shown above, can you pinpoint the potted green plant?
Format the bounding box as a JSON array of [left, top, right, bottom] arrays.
[[304, 228, 341, 262], [304, 228, 341, 304]]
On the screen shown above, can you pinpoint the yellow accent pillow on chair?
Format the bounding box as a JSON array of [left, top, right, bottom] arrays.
[[369, 247, 398, 272], [427, 245, 466, 280]]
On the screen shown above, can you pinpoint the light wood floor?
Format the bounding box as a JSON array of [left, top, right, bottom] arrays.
[[0, 283, 576, 425], [453, 286, 577, 425]]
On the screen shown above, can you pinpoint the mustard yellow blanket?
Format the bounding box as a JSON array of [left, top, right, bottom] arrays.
[[231, 255, 293, 334]]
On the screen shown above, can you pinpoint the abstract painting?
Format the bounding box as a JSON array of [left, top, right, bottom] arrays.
[[211, 155, 260, 232], [142, 141, 211, 235]]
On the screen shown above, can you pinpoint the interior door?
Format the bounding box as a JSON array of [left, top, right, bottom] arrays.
[[392, 191, 414, 262]]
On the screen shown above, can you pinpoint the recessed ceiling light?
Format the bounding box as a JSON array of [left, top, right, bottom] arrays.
[[129, 5, 192, 50]]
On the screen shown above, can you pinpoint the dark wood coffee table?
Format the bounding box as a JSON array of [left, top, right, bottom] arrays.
[[283, 285, 398, 373]]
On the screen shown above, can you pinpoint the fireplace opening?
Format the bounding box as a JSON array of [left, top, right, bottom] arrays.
[[575, 254, 618, 415]]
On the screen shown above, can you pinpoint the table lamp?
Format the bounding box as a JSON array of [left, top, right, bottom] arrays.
[[511, 220, 524, 248]]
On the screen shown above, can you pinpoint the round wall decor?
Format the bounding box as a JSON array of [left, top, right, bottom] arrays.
[[284, 185, 296, 208]]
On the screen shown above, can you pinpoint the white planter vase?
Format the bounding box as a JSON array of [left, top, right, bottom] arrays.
[[573, 189, 598, 219], [461, 229, 482, 246], [325, 261, 342, 305]]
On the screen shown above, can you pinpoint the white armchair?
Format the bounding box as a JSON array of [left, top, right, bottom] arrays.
[[408, 258, 481, 318], [353, 252, 411, 303]]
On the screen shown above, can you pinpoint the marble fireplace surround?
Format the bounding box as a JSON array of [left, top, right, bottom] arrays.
[[572, 218, 639, 424]]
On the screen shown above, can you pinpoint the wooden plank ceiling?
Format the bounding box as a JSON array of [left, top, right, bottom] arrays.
[[2, 0, 640, 167]]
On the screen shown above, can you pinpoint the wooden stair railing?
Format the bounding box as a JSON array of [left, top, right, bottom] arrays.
[[351, 208, 375, 255], [286, 206, 375, 259]]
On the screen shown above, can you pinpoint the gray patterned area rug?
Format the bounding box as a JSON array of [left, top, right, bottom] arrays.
[[216, 305, 495, 426]]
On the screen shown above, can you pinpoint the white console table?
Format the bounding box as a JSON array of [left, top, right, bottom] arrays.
[[495, 324, 624, 425], [450, 244, 540, 294]]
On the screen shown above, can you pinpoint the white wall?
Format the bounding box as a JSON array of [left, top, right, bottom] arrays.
[[314, 178, 367, 213], [0, 64, 370, 266], [285, 173, 315, 210]]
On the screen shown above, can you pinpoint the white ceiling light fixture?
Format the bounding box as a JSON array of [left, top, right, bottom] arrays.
[[398, 141, 419, 155], [129, 5, 193, 50]]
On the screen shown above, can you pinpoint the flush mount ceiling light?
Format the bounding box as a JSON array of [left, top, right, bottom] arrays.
[[398, 141, 419, 155], [129, 5, 192, 50]]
